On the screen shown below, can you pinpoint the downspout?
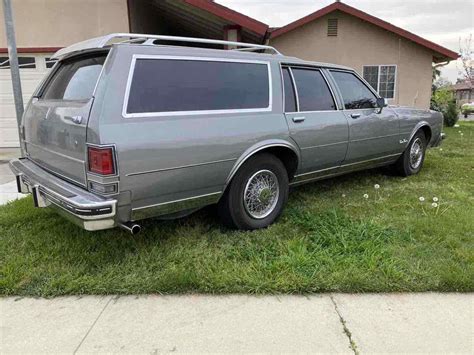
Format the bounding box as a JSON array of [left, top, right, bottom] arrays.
[[397, 38, 401, 106], [262, 28, 271, 45]]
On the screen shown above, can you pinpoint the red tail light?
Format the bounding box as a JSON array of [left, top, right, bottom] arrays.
[[88, 146, 115, 175]]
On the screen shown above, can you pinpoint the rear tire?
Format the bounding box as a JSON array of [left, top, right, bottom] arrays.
[[394, 130, 427, 176], [218, 153, 289, 230]]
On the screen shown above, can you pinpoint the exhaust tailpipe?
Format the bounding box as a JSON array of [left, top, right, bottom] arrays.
[[119, 222, 141, 235]]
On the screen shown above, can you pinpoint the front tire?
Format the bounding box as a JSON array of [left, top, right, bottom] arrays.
[[394, 130, 427, 176], [218, 153, 289, 230]]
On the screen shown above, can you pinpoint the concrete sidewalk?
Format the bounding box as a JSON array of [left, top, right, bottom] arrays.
[[0, 148, 25, 205], [1, 294, 472, 354]]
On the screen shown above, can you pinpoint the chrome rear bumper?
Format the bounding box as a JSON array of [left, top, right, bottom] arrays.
[[9, 158, 117, 231]]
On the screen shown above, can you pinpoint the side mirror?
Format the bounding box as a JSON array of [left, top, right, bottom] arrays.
[[377, 97, 388, 108], [376, 97, 388, 113]]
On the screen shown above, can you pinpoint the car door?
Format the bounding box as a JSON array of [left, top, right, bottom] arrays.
[[283, 66, 349, 176], [329, 70, 400, 165]]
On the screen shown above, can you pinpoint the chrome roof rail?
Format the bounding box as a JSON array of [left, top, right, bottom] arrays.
[[52, 33, 282, 59]]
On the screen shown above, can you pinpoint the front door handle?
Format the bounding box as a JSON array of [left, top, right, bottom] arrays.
[[292, 116, 306, 123], [350, 113, 361, 119]]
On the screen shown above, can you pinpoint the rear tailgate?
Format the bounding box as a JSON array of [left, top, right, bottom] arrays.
[[23, 52, 107, 187]]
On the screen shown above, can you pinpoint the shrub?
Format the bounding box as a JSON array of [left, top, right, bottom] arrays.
[[443, 100, 459, 127]]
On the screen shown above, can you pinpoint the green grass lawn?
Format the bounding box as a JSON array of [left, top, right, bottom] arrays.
[[1, 123, 473, 297]]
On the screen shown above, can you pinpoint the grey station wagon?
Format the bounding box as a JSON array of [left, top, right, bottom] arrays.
[[10, 34, 445, 234]]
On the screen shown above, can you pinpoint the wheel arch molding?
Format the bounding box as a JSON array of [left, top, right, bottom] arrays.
[[408, 121, 432, 146], [223, 140, 301, 192]]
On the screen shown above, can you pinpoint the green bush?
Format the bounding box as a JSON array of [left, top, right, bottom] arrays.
[[430, 87, 459, 127], [443, 100, 459, 127]]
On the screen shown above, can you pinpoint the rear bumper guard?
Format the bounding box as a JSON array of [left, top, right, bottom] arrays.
[[10, 158, 117, 231]]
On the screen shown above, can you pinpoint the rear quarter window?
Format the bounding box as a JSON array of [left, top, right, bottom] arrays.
[[125, 58, 271, 115], [41, 54, 106, 101]]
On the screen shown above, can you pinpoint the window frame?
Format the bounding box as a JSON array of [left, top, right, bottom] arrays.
[[122, 55, 273, 118], [280, 66, 297, 113], [329, 69, 381, 111], [281, 64, 339, 113], [362, 64, 397, 99], [0, 56, 37, 70]]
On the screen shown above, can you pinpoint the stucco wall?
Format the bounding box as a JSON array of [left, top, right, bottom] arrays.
[[270, 11, 434, 109], [0, 0, 129, 48]]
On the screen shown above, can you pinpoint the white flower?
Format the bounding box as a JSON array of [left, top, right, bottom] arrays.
[[454, 124, 460, 127], [433, 197, 439, 202], [432, 202, 438, 208], [440, 148, 443, 151], [342, 194, 346, 198], [374, 184, 380, 189], [458, 131, 462, 134], [461, 133, 464, 136], [419, 197, 425, 202], [363, 194, 369, 199]]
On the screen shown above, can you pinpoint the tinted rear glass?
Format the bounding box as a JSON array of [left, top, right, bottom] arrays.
[[282, 67, 297, 112], [292, 68, 335, 111], [330, 70, 377, 109], [42, 54, 106, 100], [126, 59, 270, 114]]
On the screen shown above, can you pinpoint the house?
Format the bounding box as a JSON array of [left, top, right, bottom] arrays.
[[451, 79, 474, 106], [0, 0, 458, 148], [269, 1, 458, 110]]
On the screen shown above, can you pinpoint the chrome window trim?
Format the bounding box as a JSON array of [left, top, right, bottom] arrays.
[[282, 65, 339, 112], [288, 67, 300, 112], [122, 55, 273, 118]]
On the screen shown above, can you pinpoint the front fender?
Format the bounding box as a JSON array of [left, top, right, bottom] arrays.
[[406, 120, 431, 148]]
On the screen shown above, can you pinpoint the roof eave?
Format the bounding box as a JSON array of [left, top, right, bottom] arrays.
[[184, 0, 269, 36], [270, 2, 458, 62]]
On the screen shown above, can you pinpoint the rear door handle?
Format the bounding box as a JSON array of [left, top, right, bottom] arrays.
[[350, 113, 361, 119], [292, 116, 306, 123]]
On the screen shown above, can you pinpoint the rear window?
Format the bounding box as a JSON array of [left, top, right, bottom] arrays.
[[125, 58, 270, 115], [41, 54, 106, 100]]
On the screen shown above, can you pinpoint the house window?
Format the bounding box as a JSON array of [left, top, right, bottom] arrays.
[[327, 18, 338, 36], [363, 65, 397, 99], [0, 56, 36, 69], [45, 57, 58, 69]]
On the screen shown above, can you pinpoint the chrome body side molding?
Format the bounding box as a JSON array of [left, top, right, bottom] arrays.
[[131, 192, 222, 221]]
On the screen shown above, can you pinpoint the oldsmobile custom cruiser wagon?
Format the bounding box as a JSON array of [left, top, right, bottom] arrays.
[[10, 34, 445, 234]]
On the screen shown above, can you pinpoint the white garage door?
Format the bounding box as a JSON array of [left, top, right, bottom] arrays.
[[0, 54, 55, 147]]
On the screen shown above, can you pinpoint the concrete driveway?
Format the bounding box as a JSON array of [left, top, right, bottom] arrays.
[[1, 293, 472, 354]]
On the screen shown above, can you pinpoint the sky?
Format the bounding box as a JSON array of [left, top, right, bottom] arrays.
[[217, 0, 473, 83]]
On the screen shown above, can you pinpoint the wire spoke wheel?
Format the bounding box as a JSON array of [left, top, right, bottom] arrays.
[[243, 169, 280, 219], [409, 137, 424, 169]]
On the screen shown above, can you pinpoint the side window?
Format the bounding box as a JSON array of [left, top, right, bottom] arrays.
[[331, 70, 377, 109], [282, 67, 296, 112], [291, 68, 336, 111], [126, 59, 270, 114]]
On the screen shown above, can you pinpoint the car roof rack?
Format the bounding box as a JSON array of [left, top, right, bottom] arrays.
[[52, 33, 282, 59]]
